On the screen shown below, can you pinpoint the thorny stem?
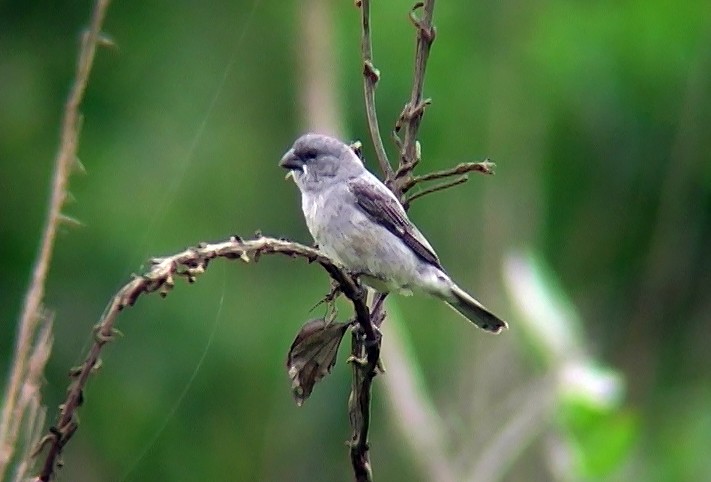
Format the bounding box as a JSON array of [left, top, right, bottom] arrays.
[[35, 236, 369, 482], [0, 0, 110, 479]]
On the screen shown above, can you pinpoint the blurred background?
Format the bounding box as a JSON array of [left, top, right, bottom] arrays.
[[1, 0, 710, 480]]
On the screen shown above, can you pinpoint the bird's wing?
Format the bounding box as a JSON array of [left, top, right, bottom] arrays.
[[347, 176, 442, 269]]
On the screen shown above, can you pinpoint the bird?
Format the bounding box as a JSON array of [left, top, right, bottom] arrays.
[[279, 133, 507, 333]]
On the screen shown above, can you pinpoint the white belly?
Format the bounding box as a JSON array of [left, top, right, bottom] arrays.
[[301, 188, 426, 293]]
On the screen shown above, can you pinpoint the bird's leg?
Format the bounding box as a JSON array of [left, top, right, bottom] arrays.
[[346, 324, 369, 367], [346, 324, 385, 373]]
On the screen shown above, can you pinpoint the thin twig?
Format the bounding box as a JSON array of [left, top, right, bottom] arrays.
[[394, 0, 436, 192], [401, 160, 495, 194], [357, 0, 393, 181], [405, 176, 469, 206], [0, 0, 110, 478], [392, 1, 494, 207], [35, 235, 371, 481]]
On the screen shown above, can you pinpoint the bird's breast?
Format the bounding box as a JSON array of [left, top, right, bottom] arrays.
[[299, 187, 425, 293]]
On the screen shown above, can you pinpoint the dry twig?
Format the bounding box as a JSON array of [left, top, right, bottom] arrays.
[[394, 0, 437, 190], [406, 176, 469, 206], [358, 0, 393, 181], [0, 0, 111, 479], [401, 159, 496, 194], [390, 0, 494, 205]]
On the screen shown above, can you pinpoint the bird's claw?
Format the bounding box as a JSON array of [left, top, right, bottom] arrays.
[[346, 355, 368, 367]]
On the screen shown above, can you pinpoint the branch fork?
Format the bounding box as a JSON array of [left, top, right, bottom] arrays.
[[409, 2, 437, 42]]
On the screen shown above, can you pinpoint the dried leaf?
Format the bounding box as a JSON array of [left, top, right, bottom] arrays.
[[286, 318, 350, 406]]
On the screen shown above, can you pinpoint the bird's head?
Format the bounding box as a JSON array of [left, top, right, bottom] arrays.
[[279, 133, 364, 192]]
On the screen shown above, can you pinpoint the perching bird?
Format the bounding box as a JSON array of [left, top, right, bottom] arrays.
[[279, 133, 507, 333]]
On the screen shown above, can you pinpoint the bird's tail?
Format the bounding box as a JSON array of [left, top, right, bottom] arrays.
[[445, 284, 507, 333]]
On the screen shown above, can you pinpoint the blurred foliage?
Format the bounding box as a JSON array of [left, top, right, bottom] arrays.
[[558, 399, 638, 479], [1, 0, 710, 480]]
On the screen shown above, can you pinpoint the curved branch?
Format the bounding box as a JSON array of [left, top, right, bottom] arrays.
[[35, 235, 372, 482]]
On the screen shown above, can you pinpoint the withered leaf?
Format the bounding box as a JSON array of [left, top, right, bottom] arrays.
[[286, 318, 350, 406]]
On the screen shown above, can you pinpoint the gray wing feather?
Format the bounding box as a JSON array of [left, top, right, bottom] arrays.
[[347, 177, 442, 269]]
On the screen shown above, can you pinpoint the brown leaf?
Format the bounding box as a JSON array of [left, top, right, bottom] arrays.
[[286, 319, 350, 406]]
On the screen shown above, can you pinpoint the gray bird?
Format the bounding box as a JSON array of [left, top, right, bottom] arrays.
[[279, 133, 507, 333]]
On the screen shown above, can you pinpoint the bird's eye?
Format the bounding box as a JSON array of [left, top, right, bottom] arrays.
[[296, 147, 318, 162]]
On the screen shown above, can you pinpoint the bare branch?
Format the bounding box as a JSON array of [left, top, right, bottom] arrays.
[[35, 235, 372, 481], [347, 296, 386, 482], [405, 176, 469, 206], [401, 159, 496, 194], [0, 0, 111, 478], [394, 0, 437, 192], [357, 0, 393, 181]]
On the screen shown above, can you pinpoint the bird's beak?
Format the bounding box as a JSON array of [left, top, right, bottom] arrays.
[[279, 149, 304, 172]]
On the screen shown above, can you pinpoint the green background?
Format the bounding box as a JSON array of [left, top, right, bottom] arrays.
[[1, 0, 709, 480]]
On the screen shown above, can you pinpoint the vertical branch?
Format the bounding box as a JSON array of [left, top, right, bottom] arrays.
[[343, 255, 389, 482], [348, 2, 395, 480], [358, 0, 393, 181], [348, 334, 375, 482], [395, 0, 436, 190], [350, 1, 438, 480], [347, 296, 385, 482], [0, 0, 111, 478], [294, 13, 382, 476]]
